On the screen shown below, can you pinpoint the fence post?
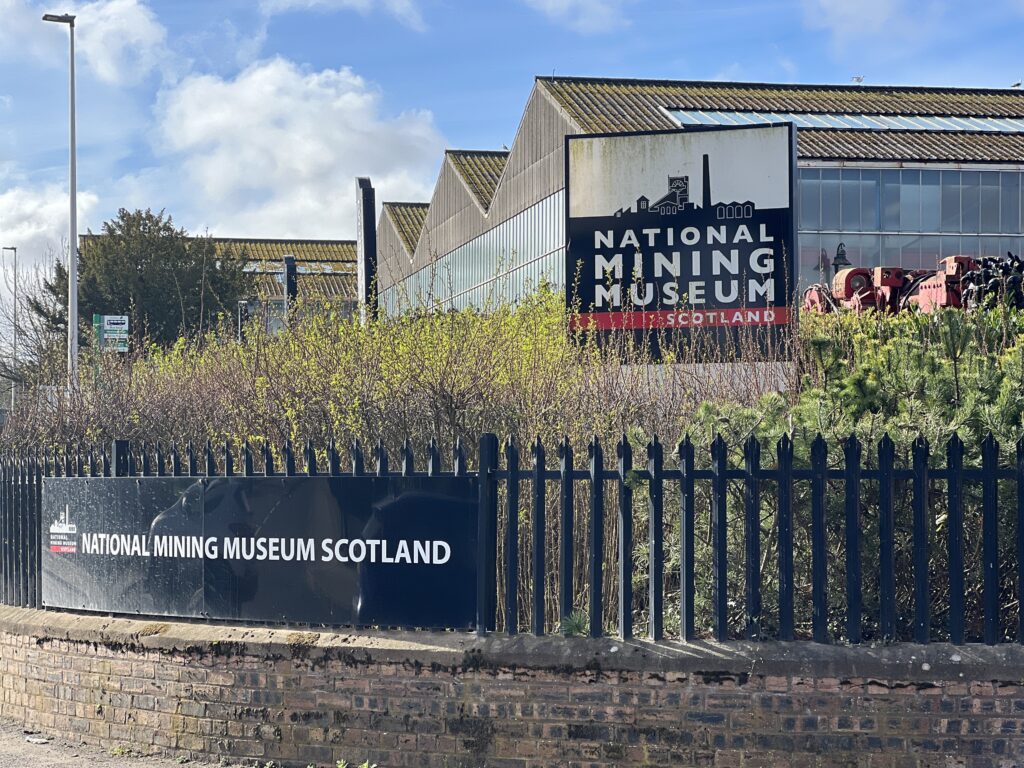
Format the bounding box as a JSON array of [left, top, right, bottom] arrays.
[[743, 435, 761, 641], [532, 437, 546, 636], [558, 437, 574, 635], [912, 436, 930, 644], [679, 436, 695, 642], [112, 440, 129, 478], [648, 437, 664, 642], [617, 435, 634, 640], [588, 437, 604, 639], [505, 438, 520, 636], [1017, 438, 1024, 644], [711, 434, 728, 642], [477, 433, 498, 636], [879, 434, 896, 642], [982, 433, 1000, 645], [947, 433, 965, 645], [843, 435, 862, 644], [811, 435, 828, 643], [777, 434, 794, 641]]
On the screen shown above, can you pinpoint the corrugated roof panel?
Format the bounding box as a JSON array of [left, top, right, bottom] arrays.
[[383, 202, 430, 256], [446, 150, 509, 210]]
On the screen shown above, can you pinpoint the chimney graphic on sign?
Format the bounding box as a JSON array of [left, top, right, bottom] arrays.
[[702, 153, 711, 210]]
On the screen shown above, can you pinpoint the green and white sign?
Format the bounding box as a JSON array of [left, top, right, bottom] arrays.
[[93, 314, 129, 353]]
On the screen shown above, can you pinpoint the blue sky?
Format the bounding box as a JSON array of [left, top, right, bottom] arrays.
[[1, 0, 1023, 268]]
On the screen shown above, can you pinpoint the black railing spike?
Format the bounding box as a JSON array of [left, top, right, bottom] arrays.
[[205, 440, 216, 476], [323, 437, 338, 476], [376, 439, 389, 476], [170, 442, 181, 476], [155, 442, 165, 477], [326, 437, 339, 476], [428, 437, 441, 476], [76, 441, 84, 476], [242, 440, 253, 476], [224, 440, 234, 476], [531, 435, 546, 636], [102, 448, 111, 477], [617, 433, 634, 640], [141, 441, 152, 476], [588, 435, 604, 639], [454, 438, 466, 476], [64, 444, 73, 477], [402, 438, 414, 476], [679, 434, 696, 642], [351, 439, 364, 476], [263, 441, 275, 476], [89, 445, 98, 477], [305, 438, 317, 476], [284, 439, 296, 476]]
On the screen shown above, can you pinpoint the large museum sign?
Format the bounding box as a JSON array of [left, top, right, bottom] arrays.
[[564, 124, 797, 348]]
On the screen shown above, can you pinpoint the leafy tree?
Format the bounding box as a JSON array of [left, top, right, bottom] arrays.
[[31, 208, 254, 347]]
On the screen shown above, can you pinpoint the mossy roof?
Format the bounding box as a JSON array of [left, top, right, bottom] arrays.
[[446, 150, 509, 210], [383, 202, 430, 256]]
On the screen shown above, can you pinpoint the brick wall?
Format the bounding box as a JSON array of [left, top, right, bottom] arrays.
[[1, 607, 1024, 767]]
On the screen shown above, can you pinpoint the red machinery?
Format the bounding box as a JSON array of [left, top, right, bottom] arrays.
[[802, 254, 1024, 314]]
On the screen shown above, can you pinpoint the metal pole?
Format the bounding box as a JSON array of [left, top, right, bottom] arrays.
[[68, 19, 78, 388]]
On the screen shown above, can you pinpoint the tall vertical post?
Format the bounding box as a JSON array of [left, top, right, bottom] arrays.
[[355, 177, 378, 322], [67, 19, 77, 387], [111, 440, 129, 478], [42, 13, 78, 387], [477, 433, 498, 635]]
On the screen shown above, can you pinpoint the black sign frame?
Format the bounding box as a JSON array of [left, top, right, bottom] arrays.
[[41, 475, 480, 629], [564, 124, 799, 357]]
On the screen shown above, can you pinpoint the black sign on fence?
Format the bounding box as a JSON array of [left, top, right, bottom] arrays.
[[41, 474, 479, 628]]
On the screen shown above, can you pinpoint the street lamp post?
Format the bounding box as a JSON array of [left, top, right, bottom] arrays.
[[42, 12, 77, 388], [1, 246, 16, 411]]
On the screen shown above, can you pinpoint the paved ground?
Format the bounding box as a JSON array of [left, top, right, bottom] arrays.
[[0, 720, 216, 767]]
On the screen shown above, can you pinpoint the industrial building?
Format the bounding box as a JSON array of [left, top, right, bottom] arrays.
[[373, 76, 1024, 312]]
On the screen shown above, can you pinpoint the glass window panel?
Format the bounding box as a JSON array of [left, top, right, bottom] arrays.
[[981, 172, 1000, 233], [921, 170, 940, 232], [961, 171, 980, 233], [941, 171, 961, 233], [798, 232, 821, 287], [841, 169, 861, 231], [881, 170, 901, 231], [799, 169, 821, 230], [861, 169, 880, 231], [901, 235, 924, 270], [821, 169, 840, 230], [882, 234, 901, 265], [900, 169, 921, 232], [919, 236, 940, 270], [940, 235, 961, 258], [960, 236, 980, 257], [1003, 172, 1022, 234], [980, 236, 1003, 258]]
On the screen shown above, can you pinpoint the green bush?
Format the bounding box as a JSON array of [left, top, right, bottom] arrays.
[[7, 292, 1024, 641]]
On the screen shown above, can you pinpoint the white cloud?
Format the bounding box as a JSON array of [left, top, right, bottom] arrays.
[[154, 58, 444, 239], [0, 183, 99, 266], [802, 0, 937, 51], [522, 0, 634, 34], [75, 0, 168, 85], [0, 0, 168, 86], [260, 0, 426, 31]]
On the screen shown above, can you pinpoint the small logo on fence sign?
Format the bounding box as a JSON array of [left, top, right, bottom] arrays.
[[48, 505, 77, 554]]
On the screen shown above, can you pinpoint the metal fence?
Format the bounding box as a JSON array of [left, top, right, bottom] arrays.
[[2, 432, 1022, 645]]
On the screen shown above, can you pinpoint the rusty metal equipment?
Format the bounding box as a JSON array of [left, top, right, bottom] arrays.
[[802, 252, 1024, 314]]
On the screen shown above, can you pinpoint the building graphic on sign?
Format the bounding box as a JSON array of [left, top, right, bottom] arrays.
[[48, 505, 77, 553]]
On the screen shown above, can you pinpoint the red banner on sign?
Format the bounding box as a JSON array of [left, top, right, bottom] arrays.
[[570, 307, 791, 331]]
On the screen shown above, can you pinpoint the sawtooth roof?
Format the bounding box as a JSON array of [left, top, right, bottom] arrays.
[[537, 76, 1024, 131], [383, 202, 430, 256], [255, 272, 355, 300], [446, 150, 509, 210], [536, 76, 1024, 164]]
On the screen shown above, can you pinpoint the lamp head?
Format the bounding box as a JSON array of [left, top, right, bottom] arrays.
[[42, 13, 76, 25]]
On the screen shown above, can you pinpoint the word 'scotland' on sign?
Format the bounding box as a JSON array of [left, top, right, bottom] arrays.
[[565, 124, 797, 349], [42, 476, 478, 629]]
